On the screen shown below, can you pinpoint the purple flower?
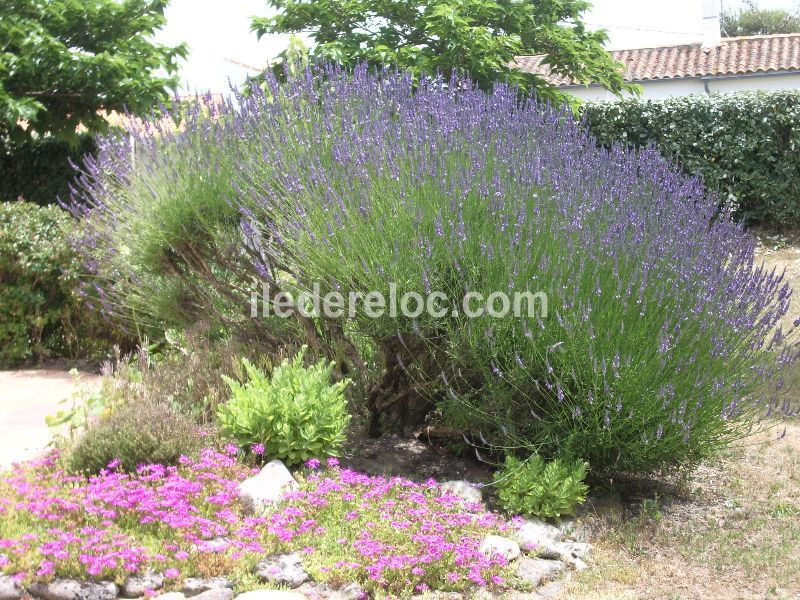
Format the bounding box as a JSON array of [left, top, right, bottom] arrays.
[[251, 444, 265, 456]]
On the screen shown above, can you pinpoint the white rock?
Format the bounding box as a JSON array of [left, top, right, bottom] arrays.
[[28, 579, 118, 600], [235, 592, 307, 600], [535, 540, 592, 565], [238, 460, 298, 515], [559, 541, 592, 562], [478, 535, 521, 561], [513, 518, 562, 552], [0, 575, 23, 600], [158, 594, 188, 600], [572, 557, 589, 571], [297, 582, 365, 600], [182, 577, 231, 597], [194, 589, 234, 600], [254, 552, 309, 588], [437, 481, 483, 505], [514, 557, 566, 587], [120, 571, 164, 597]]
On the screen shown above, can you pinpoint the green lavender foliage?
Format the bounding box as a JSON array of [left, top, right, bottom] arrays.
[[218, 347, 351, 464], [494, 454, 588, 518]]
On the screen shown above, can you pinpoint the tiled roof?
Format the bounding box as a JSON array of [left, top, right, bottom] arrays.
[[514, 33, 800, 86]]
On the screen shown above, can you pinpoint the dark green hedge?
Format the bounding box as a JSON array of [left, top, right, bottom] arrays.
[[0, 202, 123, 366], [582, 91, 800, 227], [0, 134, 96, 205]]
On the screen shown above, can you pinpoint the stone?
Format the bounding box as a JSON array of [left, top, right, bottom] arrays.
[[158, 594, 187, 600], [254, 552, 309, 588], [194, 589, 235, 600], [513, 518, 562, 553], [0, 575, 23, 600], [535, 540, 592, 565], [437, 481, 483, 505], [182, 578, 232, 597], [478, 535, 521, 561], [532, 538, 563, 560], [537, 580, 566, 599], [120, 571, 165, 597], [514, 557, 566, 587], [558, 542, 591, 562], [572, 557, 589, 571], [238, 460, 299, 515], [28, 579, 118, 600], [304, 583, 365, 600], [234, 592, 307, 600], [555, 517, 578, 539], [297, 582, 365, 600]]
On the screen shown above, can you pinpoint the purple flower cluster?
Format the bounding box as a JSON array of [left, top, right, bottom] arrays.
[[272, 465, 510, 594], [70, 64, 799, 473], [0, 451, 510, 595]]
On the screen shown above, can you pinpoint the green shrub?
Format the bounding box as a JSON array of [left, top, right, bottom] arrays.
[[74, 67, 797, 476], [0, 201, 118, 366], [494, 454, 588, 518], [582, 91, 800, 227], [0, 134, 96, 206], [67, 401, 210, 475], [218, 347, 350, 465]]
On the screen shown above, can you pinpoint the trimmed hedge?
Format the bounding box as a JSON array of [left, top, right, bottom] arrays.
[[0, 134, 96, 205], [0, 201, 122, 366], [582, 91, 800, 227]]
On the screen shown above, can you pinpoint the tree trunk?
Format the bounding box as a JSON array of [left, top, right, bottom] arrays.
[[366, 338, 434, 436]]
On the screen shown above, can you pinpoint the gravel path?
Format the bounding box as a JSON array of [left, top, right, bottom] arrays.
[[0, 369, 100, 470]]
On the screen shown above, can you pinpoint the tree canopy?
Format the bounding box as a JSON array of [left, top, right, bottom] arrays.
[[0, 0, 186, 143], [252, 0, 636, 104], [722, 2, 800, 36]]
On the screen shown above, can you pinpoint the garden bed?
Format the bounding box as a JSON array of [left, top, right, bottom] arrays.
[[0, 448, 590, 600]]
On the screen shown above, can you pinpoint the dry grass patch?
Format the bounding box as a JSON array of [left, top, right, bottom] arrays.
[[558, 423, 800, 600]]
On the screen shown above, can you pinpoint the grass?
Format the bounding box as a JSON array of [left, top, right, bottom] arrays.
[[558, 422, 800, 600]]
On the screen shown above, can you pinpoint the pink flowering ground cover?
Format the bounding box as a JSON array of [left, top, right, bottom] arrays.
[[0, 449, 513, 596]]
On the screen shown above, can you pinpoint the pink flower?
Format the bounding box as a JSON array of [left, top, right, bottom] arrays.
[[164, 568, 180, 579], [304, 458, 320, 470], [223, 444, 239, 456], [326, 457, 339, 467], [251, 444, 265, 456]]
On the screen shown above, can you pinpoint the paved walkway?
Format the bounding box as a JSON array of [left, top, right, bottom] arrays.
[[0, 369, 101, 470]]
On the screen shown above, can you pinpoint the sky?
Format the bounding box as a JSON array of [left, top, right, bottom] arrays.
[[156, 0, 800, 94]]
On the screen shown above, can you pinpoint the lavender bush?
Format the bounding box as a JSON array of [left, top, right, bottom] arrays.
[[67, 97, 299, 349], [72, 66, 799, 474]]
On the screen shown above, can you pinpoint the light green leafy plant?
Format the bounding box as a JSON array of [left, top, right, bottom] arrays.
[[218, 346, 350, 465], [494, 454, 588, 518]]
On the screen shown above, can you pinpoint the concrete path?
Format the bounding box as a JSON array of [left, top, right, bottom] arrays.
[[0, 369, 101, 470]]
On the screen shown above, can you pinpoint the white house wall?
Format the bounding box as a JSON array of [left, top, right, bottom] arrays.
[[564, 72, 800, 102]]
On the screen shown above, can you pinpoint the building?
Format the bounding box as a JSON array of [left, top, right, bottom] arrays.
[[515, 2, 800, 101]]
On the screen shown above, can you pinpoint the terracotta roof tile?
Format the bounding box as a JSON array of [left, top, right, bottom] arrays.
[[515, 33, 800, 86]]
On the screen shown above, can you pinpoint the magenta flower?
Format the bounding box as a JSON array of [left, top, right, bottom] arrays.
[[326, 457, 339, 468], [251, 443, 265, 456], [304, 458, 321, 470], [223, 444, 239, 456]]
